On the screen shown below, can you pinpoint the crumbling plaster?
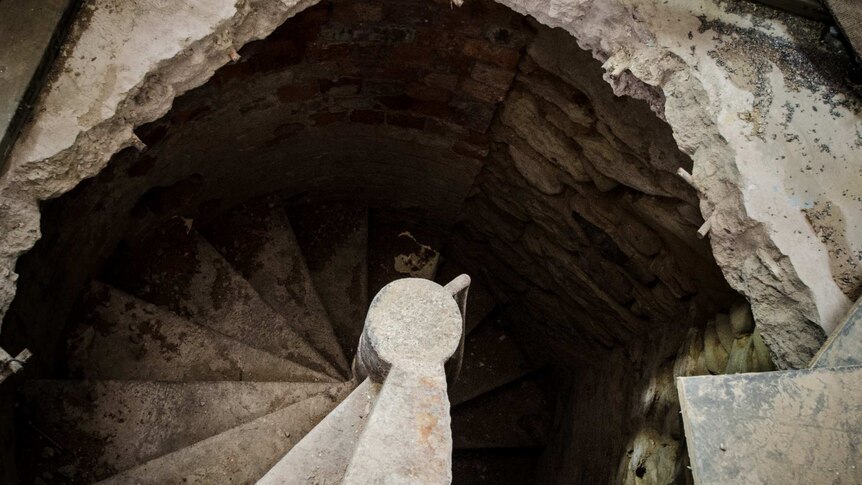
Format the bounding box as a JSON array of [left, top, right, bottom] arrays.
[[0, 0, 859, 368]]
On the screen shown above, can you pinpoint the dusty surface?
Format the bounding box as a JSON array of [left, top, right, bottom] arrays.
[[3, 0, 857, 372], [0, 0, 323, 329], [679, 366, 862, 485], [0, 0, 860, 483]]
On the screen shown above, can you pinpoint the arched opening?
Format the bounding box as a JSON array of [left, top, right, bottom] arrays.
[[5, 0, 854, 483]]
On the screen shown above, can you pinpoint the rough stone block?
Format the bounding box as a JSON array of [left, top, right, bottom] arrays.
[[277, 83, 320, 103], [724, 335, 752, 374], [729, 300, 754, 337], [462, 38, 521, 69]]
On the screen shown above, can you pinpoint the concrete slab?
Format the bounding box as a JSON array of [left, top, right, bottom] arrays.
[[97, 384, 353, 485], [67, 282, 333, 383], [290, 202, 369, 363], [452, 375, 550, 449], [678, 366, 862, 485], [19, 380, 336, 482], [449, 318, 537, 406], [0, 0, 75, 164], [203, 199, 349, 376], [811, 296, 862, 368], [258, 378, 376, 485]]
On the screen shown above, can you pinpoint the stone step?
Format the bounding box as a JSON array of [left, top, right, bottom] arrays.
[[811, 295, 862, 368], [367, 211, 442, 298], [435, 259, 497, 335], [100, 219, 339, 378], [66, 282, 334, 383], [449, 317, 538, 406], [18, 380, 338, 483], [678, 366, 862, 485], [202, 198, 349, 376], [452, 374, 551, 449], [96, 383, 354, 485], [258, 378, 380, 485], [452, 448, 542, 485], [289, 202, 369, 363]]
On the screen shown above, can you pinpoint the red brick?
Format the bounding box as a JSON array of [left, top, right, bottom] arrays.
[[311, 111, 346, 126], [453, 140, 490, 159], [460, 78, 507, 104], [172, 105, 212, 124], [462, 38, 521, 70], [333, 3, 384, 22], [319, 77, 362, 96], [277, 83, 319, 103], [387, 112, 427, 130], [411, 100, 453, 119], [422, 72, 459, 91], [449, 96, 496, 132], [274, 123, 306, 138], [377, 94, 414, 110], [128, 155, 157, 177], [405, 82, 451, 102], [135, 123, 169, 146], [212, 60, 256, 86], [306, 43, 351, 62], [246, 40, 304, 72], [471, 63, 516, 89], [350, 110, 385, 124], [425, 118, 469, 138]]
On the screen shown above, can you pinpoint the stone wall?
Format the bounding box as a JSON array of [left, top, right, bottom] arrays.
[[2, 0, 857, 374], [527, 300, 773, 484], [0, 0, 858, 483], [451, 25, 736, 358]]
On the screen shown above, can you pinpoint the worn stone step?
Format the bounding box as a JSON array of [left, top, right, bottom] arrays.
[[367, 210, 442, 298], [449, 317, 538, 406], [435, 260, 497, 335], [100, 219, 339, 378], [811, 295, 862, 368], [202, 198, 349, 376], [96, 383, 354, 485], [18, 380, 339, 483], [452, 374, 551, 449], [452, 448, 542, 485], [259, 378, 380, 485], [678, 366, 862, 485], [289, 202, 369, 364], [66, 282, 334, 383]]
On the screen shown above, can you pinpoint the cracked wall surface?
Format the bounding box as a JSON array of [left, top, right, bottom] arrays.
[[1, 0, 858, 373], [0, 0, 859, 484]]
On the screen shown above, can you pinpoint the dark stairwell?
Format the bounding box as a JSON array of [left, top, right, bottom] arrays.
[[0, 0, 771, 483]]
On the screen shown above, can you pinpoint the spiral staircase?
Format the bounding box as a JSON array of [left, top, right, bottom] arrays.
[[13, 197, 553, 484]]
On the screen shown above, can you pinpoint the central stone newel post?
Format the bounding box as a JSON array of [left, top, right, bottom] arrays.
[[345, 277, 466, 485]]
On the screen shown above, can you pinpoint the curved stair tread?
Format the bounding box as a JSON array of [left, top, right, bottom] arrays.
[[367, 212, 442, 298], [290, 202, 369, 363], [203, 199, 349, 375], [100, 219, 339, 378], [452, 448, 542, 485], [19, 380, 339, 482], [187, 233, 341, 378], [258, 378, 378, 485], [435, 260, 497, 335], [449, 317, 537, 406], [67, 282, 334, 383], [96, 383, 354, 485], [452, 375, 551, 449]]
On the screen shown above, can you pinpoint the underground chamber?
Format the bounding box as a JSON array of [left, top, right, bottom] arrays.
[[8, 0, 849, 482]]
